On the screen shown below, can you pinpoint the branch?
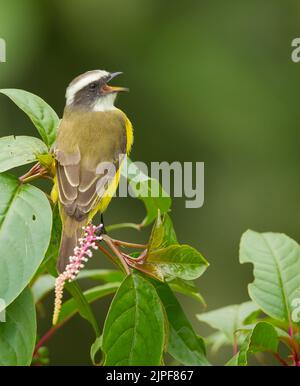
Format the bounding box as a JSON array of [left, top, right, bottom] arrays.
[[106, 222, 142, 232]]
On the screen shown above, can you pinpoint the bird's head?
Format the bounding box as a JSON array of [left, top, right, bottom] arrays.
[[65, 70, 128, 111]]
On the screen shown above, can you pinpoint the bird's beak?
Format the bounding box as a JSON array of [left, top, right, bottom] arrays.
[[101, 72, 129, 93]]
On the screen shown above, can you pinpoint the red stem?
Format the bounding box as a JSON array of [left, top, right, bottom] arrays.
[[122, 249, 148, 263], [288, 320, 300, 366], [102, 235, 131, 275], [111, 238, 148, 250], [272, 352, 289, 366], [33, 322, 64, 356]]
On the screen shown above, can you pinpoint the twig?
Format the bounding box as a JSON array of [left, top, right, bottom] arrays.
[[111, 238, 148, 250], [288, 320, 300, 366], [125, 259, 160, 280], [106, 222, 142, 232], [19, 162, 49, 184], [102, 234, 131, 275], [272, 352, 289, 366], [96, 242, 124, 271], [122, 249, 148, 263], [33, 322, 64, 357]]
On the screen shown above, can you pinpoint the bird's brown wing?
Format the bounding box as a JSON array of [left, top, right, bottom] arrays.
[[54, 109, 127, 222]]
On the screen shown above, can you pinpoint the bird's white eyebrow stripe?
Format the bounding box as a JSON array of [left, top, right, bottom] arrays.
[[66, 70, 109, 104]]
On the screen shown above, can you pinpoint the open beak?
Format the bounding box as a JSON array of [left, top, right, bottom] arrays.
[[101, 72, 129, 93]]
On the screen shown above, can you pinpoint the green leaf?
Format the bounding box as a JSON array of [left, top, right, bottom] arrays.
[[0, 135, 48, 173], [57, 282, 120, 325], [65, 281, 100, 337], [236, 322, 278, 366], [168, 278, 206, 306], [35, 204, 62, 278], [0, 288, 36, 365], [138, 192, 171, 227], [240, 230, 300, 322], [0, 89, 59, 147], [197, 301, 260, 344], [78, 269, 124, 283], [147, 244, 208, 281], [152, 280, 209, 366], [125, 158, 172, 226], [0, 173, 52, 306], [90, 336, 103, 366], [102, 272, 165, 365], [135, 213, 208, 281], [149, 212, 178, 249]]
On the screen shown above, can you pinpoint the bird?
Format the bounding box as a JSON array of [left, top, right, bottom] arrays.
[[51, 70, 133, 273]]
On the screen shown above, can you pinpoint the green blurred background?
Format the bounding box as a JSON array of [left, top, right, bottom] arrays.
[[1, 0, 300, 365]]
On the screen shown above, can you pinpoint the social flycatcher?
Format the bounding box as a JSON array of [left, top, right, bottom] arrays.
[[52, 70, 133, 273]]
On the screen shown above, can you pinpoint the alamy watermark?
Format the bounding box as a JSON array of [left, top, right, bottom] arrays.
[[93, 156, 204, 209], [291, 38, 300, 63], [292, 297, 300, 323], [0, 38, 6, 63]]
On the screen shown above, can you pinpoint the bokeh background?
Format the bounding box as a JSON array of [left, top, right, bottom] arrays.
[[1, 0, 300, 365]]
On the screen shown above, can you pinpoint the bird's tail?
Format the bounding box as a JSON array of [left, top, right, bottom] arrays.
[[57, 215, 86, 273]]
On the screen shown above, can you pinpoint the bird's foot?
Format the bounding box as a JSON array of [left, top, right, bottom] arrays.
[[95, 223, 106, 237], [95, 213, 107, 236]]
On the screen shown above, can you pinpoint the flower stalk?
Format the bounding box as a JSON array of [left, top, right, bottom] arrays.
[[52, 224, 103, 325]]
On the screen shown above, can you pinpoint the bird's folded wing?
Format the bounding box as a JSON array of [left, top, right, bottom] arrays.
[[54, 112, 127, 221]]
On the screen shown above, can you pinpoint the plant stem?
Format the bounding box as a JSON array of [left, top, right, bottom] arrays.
[[122, 249, 148, 263], [272, 352, 289, 366], [19, 162, 49, 184], [106, 222, 142, 232], [20, 173, 46, 184], [102, 235, 131, 275], [96, 242, 123, 271], [288, 320, 299, 366], [111, 238, 148, 249], [125, 259, 160, 280], [33, 322, 64, 356]]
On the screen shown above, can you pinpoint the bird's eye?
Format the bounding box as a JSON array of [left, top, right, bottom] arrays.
[[89, 82, 97, 90]]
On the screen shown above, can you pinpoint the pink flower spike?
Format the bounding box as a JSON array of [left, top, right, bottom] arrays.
[[52, 223, 102, 325]]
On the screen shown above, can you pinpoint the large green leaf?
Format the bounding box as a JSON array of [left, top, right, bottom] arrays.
[[102, 273, 165, 365], [136, 213, 208, 281], [0, 173, 52, 306], [240, 230, 300, 322], [0, 89, 59, 148], [125, 158, 172, 226], [152, 281, 209, 365], [197, 301, 260, 344], [0, 288, 36, 366], [78, 269, 124, 283], [234, 322, 278, 366], [0, 135, 48, 173]]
